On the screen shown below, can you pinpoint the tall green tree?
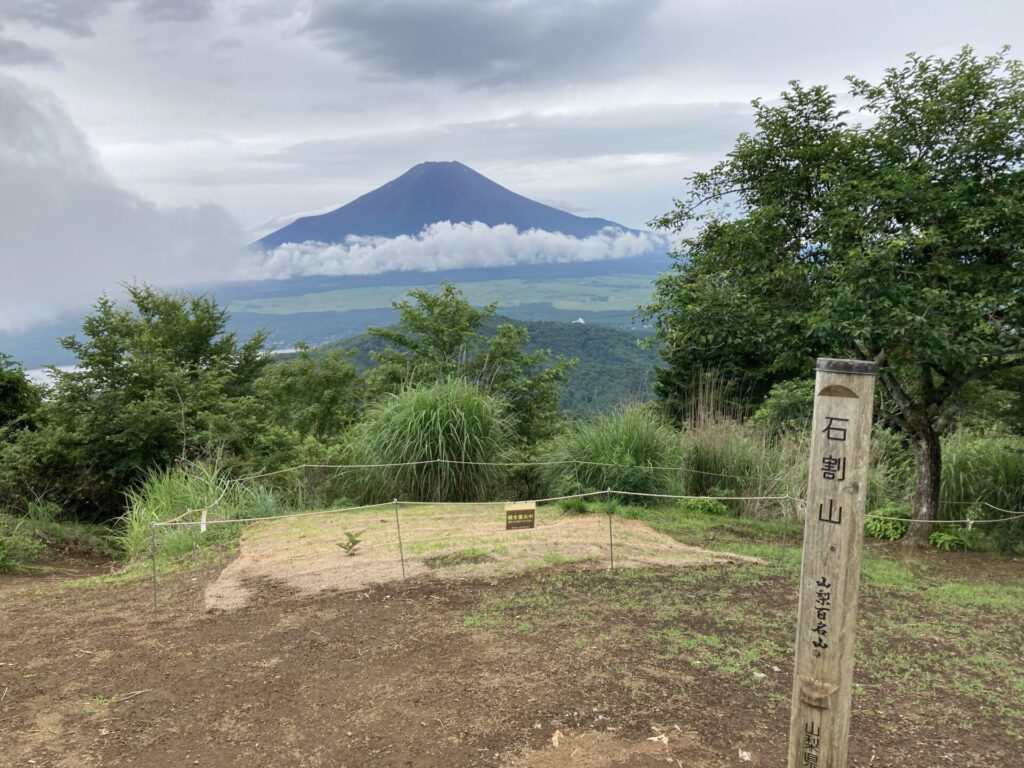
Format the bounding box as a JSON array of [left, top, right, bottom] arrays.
[[1, 285, 268, 519], [367, 282, 574, 443], [0, 353, 40, 438], [254, 344, 363, 440], [644, 48, 1024, 545]]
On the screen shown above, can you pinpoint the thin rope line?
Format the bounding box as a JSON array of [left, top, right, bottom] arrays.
[[981, 501, 1024, 516], [230, 459, 761, 482], [610, 490, 792, 501], [866, 512, 1024, 524], [153, 501, 393, 528]]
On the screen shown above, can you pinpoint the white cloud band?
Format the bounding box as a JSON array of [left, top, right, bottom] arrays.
[[244, 221, 667, 280]]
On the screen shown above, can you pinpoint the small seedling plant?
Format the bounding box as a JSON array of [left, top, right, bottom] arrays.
[[336, 530, 365, 556]]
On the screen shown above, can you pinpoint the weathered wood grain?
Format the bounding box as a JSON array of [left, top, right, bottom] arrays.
[[787, 358, 877, 768]]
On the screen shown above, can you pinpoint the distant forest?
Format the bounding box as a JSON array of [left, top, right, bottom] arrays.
[[321, 317, 658, 414]]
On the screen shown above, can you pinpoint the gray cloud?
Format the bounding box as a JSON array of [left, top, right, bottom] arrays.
[[221, 103, 752, 230], [0, 36, 59, 66], [305, 0, 661, 86], [3, 0, 1023, 324], [235, 1, 302, 25], [245, 221, 667, 280], [0, 0, 213, 37], [0, 0, 116, 37], [135, 0, 213, 23], [265, 103, 750, 176], [0, 75, 244, 332]]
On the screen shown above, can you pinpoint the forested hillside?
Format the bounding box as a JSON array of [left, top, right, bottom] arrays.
[[323, 317, 658, 414]]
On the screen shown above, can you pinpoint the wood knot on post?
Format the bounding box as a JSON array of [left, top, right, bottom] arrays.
[[798, 676, 839, 710]]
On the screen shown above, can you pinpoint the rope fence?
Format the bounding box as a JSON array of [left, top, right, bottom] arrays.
[[148, 485, 1024, 612], [171, 458, 1024, 520]]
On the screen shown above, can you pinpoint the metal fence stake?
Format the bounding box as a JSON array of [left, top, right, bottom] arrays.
[[190, 516, 199, 608], [150, 522, 158, 612], [607, 488, 614, 571], [394, 498, 406, 580]]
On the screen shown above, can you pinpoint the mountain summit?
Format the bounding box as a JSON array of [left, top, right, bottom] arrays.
[[255, 161, 633, 249]]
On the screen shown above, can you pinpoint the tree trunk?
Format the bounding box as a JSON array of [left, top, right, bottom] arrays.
[[904, 426, 942, 547]]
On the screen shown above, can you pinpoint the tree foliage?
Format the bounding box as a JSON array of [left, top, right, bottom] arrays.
[[0, 285, 268, 519], [644, 48, 1024, 542], [0, 353, 40, 438], [367, 282, 574, 443], [254, 344, 362, 441]]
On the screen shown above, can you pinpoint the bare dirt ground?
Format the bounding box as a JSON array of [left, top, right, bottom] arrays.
[[1, 525, 1021, 767]]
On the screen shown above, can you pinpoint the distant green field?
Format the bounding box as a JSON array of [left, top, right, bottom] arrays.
[[228, 274, 656, 316]]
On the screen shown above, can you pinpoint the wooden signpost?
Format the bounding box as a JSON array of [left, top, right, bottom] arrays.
[[788, 358, 877, 768]]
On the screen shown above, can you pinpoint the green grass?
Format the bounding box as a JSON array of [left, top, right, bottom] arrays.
[[538, 404, 684, 499], [426, 547, 492, 568], [0, 511, 117, 573], [343, 379, 513, 503], [120, 464, 289, 561], [455, 503, 1024, 736]]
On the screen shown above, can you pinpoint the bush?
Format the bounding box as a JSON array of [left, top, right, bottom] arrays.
[[120, 464, 287, 559], [677, 498, 730, 517], [537, 405, 683, 502], [0, 519, 46, 573], [749, 378, 814, 437], [343, 379, 513, 503], [929, 527, 977, 551], [865, 502, 911, 541], [238, 430, 351, 510], [26, 499, 61, 523], [680, 417, 786, 517], [0, 503, 116, 568], [941, 431, 1024, 554], [867, 428, 914, 512], [559, 497, 593, 515]]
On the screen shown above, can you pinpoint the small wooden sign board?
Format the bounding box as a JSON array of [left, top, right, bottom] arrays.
[[505, 501, 536, 530]]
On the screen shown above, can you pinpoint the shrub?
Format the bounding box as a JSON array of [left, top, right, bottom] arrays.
[[336, 530, 365, 556], [865, 502, 911, 541], [749, 378, 814, 437], [0, 504, 116, 567], [867, 429, 914, 512], [343, 379, 513, 503], [537, 405, 683, 502], [929, 527, 977, 551], [239, 430, 350, 510], [559, 497, 593, 515], [26, 499, 61, 523], [677, 498, 730, 517], [679, 417, 786, 517], [120, 463, 287, 559], [0, 519, 46, 573], [941, 431, 1024, 554]]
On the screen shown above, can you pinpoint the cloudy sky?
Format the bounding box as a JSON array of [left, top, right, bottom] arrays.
[[1, 0, 1023, 330]]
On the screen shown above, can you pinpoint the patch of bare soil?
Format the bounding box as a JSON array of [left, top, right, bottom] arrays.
[[205, 507, 759, 611], [0, 548, 1019, 767], [503, 727, 720, 767], [0, 567, 750, 768]]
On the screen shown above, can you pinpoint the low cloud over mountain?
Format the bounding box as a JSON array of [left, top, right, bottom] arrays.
[[245, 221, 666, 280]]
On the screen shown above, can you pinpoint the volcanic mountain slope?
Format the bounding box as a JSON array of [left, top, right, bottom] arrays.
[[255, 161, 635, 249]]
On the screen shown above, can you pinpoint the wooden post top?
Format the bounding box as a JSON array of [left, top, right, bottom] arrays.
[[815, 358, 878, 376]]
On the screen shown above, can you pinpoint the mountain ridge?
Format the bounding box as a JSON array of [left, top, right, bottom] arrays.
[[255, 160, 637, 249]]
